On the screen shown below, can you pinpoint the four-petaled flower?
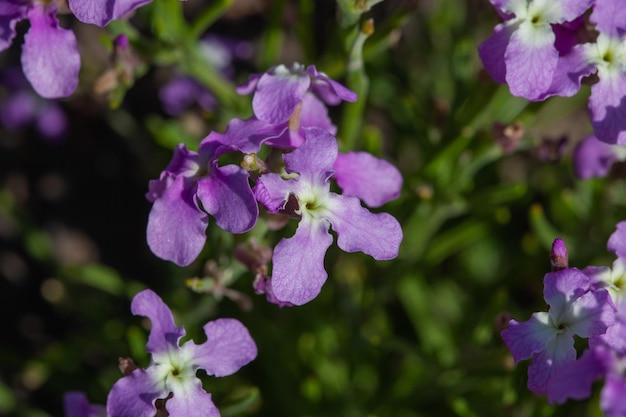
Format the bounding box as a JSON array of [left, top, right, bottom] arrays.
[[501, 267, 615, 402], [106, 289, 257, 417], [254, 127, 403, 305]]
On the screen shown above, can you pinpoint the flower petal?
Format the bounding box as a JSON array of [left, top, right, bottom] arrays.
[[188, 318, 257, 377], [527, 330, 576, 395], [602, 370, 626, 417], [146, 174, 208, 266], [165, 381, 220, 417], [299, 92, 337, 134], [21, 3, 80, 98], [333, 152, 402, 207], [504, 22, 558, 100], [217, 117, 287, 154], [501, 312, 556, 363], [284, 127, 337, 181], [609, 222, 626, 259], [63, 392, 106, 417], [252, 66, 310, 124], [537, 44, 596, 100], [271, 217, 333, 305], [306, 65, 357, 104], [590, 0, 626, 37], [589, 72, 626, 145], [131, 289, 186, 355], [543, 268, 589, 314], [572, 135, 617, 179], [0, 1, 28, 51], [325, 194, 402, 260], [547, 347, 606, 404], [253, 173, 294, 213], [69, 0, 152, 27], [196, 164, 258, 234], [106, 368, 168, 417], [478, 23, 514, 84], [565, 289, 615, 338]]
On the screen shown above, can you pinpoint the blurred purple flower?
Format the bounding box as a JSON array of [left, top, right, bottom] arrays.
[[159, 36, 251, 116], [107, 289, 257, 417], [1, 0, 80, 98], [573, 135, 626, 179], [146, 132, 258, 266], [253, 128, 402, 305], [159, 76, 216, 116], [63, 392, 105, 417], [1, 69, 68, 141]]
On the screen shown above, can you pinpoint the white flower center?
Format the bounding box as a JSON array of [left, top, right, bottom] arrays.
[[151, 344, 197, 394]]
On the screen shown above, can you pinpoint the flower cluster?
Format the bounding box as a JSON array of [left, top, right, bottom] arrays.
[[146, 63, 404, 306], [479, 0, 626, 145], [502, 222, 626, 415]]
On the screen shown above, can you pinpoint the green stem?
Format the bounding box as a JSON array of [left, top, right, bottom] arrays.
[[338, 20, 373, 151], [188, 0, 233, 40]]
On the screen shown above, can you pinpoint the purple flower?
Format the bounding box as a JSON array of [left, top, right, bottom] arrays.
[[63, 392, 105, 417], [501, 268, 615, 401], [68, 0, 185, 27], [572, 135, 626, 179], [0, 69, 68, 141], [146, 133, 258, 266], [159, 76, 216, 116], [478, 0, 592, 100], [253, 127, 403, 305], [106, 289, 257, 417], [237, 63, 357, 125], [1, 1, 80, 98]]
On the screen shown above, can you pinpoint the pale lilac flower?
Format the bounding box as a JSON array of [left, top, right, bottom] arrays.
[[107, 289, 257, 417], [478, 0, 592, 100], [1, 1, 80, 98], [63, 392, 106, 417], [237, 63, 357, 125], [68, 0, 185, 27], [501, 268, 614, 401], [146, 133, 258, 266], [572, 135, 626, 179], [253, 127, 402, 305]]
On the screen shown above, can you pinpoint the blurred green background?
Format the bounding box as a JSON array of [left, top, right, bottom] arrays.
[[1, 1, 623, 416]]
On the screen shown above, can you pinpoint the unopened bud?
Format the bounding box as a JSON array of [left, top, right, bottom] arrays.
[[550, 238, 568, 271]]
